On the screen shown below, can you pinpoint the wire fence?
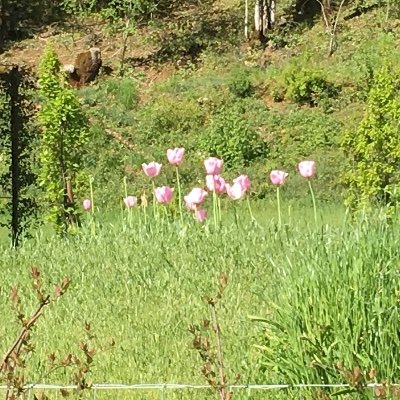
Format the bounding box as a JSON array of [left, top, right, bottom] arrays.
[[0, 382, 398, 396]]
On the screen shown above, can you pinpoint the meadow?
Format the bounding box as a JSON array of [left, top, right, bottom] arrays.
[[2, 191, 400, 399], [2, 3, 400, 399]]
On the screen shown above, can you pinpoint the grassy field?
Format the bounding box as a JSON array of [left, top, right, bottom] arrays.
[[0, 201, 351, 400], [2, 3, 400, 399], [5, 198, 400, 399]]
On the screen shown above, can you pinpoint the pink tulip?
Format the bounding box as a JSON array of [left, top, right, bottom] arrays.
[[195, 209, 208, 222], [270, 170, 288, 186], [186, 202, 197, 211], [298, 160, 316, 179], [124, 195, 137, 208], [83, 199, 92, 211], [226, 182, 247, 200], [205, 175, 226, 194], [184, 188, 208, 206], [142, 161, 162, 177], [154, 186, 174, 204], [204, 157, 223, 175], [233, 175, 251, 191], [167, 147, 185, 166]]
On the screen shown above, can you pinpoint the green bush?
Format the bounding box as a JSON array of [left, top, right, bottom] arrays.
[[228, 69, 253, 98], [198, 100, 266, 170], [104, 78, 139, 111], [285, 68, 339, 107], [37, 45, 90, 232], [135, 95, 205, 149], [341, 64, 400, 213], [255, 107, 344, 201]]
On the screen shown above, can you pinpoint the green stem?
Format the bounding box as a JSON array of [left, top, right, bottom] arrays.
[[152, 180, 157, 222], [277, 186, 281, 230], [175, 166, 184, 226], [246, 196, 255, 222], [143, 197, 148, 229], [308, 179, 317, 228], [217, 196, 222, 225], [233, 201, 238, 228], [89, 175, 95, 235], [89, 175, 94, 215], [213, 189, 218, 231]]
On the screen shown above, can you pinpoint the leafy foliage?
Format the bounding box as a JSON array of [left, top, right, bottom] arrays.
[[0, 69, 38, 244], [228, 69, 254, 98], [0, 0, 61, 47], [37, 45, 90, 232], [199, 100, 266, 170], [341, 64, 400, 213], [285, 68, 340, 108]]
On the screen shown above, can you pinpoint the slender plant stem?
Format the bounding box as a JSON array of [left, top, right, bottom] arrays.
[[213, 189, 218, 231], [210, 303, 227, 400], [89, 175, 94, 215], [89, 175, 96, 235], [233, 201, 238, 228], [308, 179, 318, 228], [277, 186, 281, 230], [217, 196, 222, 224], [175, 166, 184, 226], [152, 180, 158, 222], [246, 197, 255, 222], [143, 198, 148, 229]]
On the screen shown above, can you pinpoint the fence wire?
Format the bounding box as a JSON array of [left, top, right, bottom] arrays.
[[0, 382, 398, 391]]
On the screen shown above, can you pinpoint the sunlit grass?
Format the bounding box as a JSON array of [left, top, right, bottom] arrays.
[[0, 201, 346, 400]]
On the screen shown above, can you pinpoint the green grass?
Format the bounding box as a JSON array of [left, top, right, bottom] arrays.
[[0, 201, 346, 400]]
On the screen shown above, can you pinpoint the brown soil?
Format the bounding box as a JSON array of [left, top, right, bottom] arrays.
[[0, 21, 175, 86]]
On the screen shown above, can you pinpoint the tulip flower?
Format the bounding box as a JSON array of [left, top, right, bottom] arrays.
[[124, 195, 137, 208], [167, 147, 185, 166], [205, 174, 226, 194], [154, 186, 174, 204], [298, 160, 316, 179], [195, 209, 208, 222], [167, 148, 185, 224], [226, 182, 247, 200], [233, 175, 251, 191], [83, 199, 92, 211], [204, 157, 223, 175], [270, 170, 288, 229], [298, 160, 318, 227], [186, 202, 197, 211], [184, 188, 208, 206], [270, 170, 288, 186], [142, 162, 162, 177]]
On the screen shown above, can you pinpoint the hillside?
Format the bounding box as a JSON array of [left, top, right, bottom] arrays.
[[1, 1, 400, 207]]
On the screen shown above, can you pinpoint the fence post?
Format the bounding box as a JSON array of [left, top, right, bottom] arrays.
[[7, 66, 22, 247]]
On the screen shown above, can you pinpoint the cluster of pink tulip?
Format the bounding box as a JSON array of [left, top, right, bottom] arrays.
[[269, 160, 316, 186], [82, 147, 316, 225]]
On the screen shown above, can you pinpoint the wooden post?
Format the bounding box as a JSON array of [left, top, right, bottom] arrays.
[[7, 66, 22, 247]]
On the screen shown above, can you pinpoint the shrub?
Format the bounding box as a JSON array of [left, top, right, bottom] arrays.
[[228, 69, 253, 98], [256, 107, 344, 201], [198, 100, 266, 170], [285, 68, 339, 107], [341, 64, 400, 213], [37, 45, 90, 233]]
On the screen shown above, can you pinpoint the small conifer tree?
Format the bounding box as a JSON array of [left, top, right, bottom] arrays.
[[37, 45, 89, 233], [341, 64, 400, 213]]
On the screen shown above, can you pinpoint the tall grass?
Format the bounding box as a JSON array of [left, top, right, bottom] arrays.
[[256, 210, 400, 398], [0, 202, 344, 400]]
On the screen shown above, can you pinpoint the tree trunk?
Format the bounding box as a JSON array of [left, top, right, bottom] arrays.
[[253, 0, 276, 44]]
